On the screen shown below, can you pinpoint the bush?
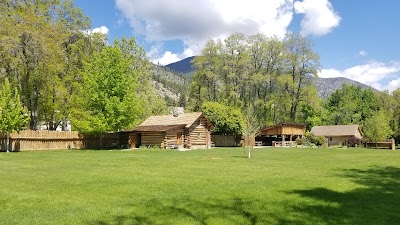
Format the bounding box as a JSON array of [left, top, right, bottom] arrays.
[[343, 137, 362, 147], [296, 132, 326, 147]]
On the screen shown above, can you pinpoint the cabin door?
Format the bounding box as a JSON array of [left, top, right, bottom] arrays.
[[177, 132, 183, 145]]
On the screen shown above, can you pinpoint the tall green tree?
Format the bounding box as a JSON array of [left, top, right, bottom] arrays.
[[114, 37, 167, 119], [71, 46, 142, 133], [376, 91, 399, 140], [0, 0, 91, 130], [324, 84, 380, 125], [0, 78, 29, 152], [363, 110, 393, 146], [201, 101, 244, 135], [283, 33, 320, 121], [190, 33, 320, 128]]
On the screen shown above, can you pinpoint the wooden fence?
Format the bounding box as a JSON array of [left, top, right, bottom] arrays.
[[366, 139, 396, 150], [211, 135, 241, 147], [0, 130, 120, 152]]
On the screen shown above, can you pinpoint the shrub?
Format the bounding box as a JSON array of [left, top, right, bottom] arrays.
[[343, 137, 362, 147], [296, 132, 326, 147]]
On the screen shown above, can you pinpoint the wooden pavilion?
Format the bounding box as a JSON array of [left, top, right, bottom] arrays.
[[257, 123, 306, 147]]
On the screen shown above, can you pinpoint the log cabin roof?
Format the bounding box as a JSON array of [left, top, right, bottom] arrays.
[[130, 124, 186, 132], [310, 125, 362, 137], [127, 112, 214, 132]]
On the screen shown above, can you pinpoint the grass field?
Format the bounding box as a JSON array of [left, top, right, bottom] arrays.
[[0, 147, 399, 225]]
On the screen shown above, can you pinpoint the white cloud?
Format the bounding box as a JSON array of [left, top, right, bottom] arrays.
[[359, 50, 368, 57], [148, 44, 194, 65], [294, 0, 341, 36], [90, 26, 109, 35], [387, 78, 400, 92], [115, 0, 295, 63], [115, 0, 339, 63], [319, 62, 400, 91], [152, 51, 181, 65]]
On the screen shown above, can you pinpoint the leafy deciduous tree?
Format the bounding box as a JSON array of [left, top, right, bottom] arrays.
[[363, 110, 393, 147], [201, 101, 244, 135], [0, 78, 29, 152], [71, 46, 141, 133]]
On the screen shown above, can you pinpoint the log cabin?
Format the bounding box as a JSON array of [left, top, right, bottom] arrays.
[[310, 124, 363, 146], [125, 112, 214, 149]]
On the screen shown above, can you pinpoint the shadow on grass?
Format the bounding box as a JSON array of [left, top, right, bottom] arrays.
[[87, 166, 400, 225], [286, 166, 400, 225], [89, 197, 265, 225]]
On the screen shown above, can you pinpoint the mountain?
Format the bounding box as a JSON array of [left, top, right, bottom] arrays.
[[164, 56, 377, 100], [310, 76, 378, 100], [165, 56, 196, 77], [151, 64, 189, 104]]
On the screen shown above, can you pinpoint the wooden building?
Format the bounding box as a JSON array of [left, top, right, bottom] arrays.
[[310, 124, 362, 146], [124, 112, 214, 149], [257, 123, 306, 147]]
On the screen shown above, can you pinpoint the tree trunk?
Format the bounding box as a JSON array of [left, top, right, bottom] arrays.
[[30, 87, 39, 130], [6, 133, 10, 153]]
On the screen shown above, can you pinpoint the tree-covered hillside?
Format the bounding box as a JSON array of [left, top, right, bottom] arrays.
[[165, 56, 195, 77], [151, 65, 190, 106]]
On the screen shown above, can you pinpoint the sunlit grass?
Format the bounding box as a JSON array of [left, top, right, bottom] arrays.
[[1, 147, 399, 224]]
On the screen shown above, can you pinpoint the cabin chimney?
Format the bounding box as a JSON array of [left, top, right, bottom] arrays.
[[172, 107, 184, 117]]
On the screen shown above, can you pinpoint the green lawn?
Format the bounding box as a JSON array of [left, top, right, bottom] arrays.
[[0, 147, 399, 225]]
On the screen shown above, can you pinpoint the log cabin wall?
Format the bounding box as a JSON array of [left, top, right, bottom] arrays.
[[140, 132, 165, 148], [188, 117, 211, 149], [165, 129, 185, 147]]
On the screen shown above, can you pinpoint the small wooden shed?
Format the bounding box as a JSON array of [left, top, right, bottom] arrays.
[[257, 123, 306, 147], [125, 112, 214, 149], [310, 124, 363, 146]]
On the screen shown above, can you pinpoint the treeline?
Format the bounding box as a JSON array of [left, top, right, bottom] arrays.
[[188, 33, 399, 142], [189, 33, 320, 126], [0, 0, 167, 133]]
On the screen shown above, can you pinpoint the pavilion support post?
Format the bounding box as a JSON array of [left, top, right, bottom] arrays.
[[289, 135, 293, 147], [282, 134, 286, 147]]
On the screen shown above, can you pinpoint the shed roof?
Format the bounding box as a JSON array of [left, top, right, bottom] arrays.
[[259, 123, 305, 135], [310, 125, 361, 137]]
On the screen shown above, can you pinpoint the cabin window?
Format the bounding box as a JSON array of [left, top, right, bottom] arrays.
[[329, 137, 333, 141]]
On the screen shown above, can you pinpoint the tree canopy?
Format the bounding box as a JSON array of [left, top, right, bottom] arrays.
[[190, 33, 321, 130], [201, 101, 244, 135], [0, 78, 29, 151]]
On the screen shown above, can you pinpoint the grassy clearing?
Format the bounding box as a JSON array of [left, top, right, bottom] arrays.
[[0, 147, 399, 225]]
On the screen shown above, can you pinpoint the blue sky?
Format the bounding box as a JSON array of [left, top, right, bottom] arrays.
[[74, 0, 400, 92]]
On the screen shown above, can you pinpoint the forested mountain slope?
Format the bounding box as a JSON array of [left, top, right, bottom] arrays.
[[151, 65, 190, 105], [165, 56, 195, 77]]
